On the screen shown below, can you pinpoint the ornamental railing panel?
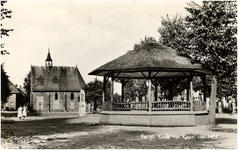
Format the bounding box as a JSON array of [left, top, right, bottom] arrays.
[[111, 100, 206, 111], [151, 101, 191, 111], [112, 102, 148, 111], [193, 100, 206, 111]]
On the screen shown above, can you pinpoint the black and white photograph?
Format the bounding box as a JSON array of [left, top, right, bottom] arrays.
[[1, 0, 237, 149]]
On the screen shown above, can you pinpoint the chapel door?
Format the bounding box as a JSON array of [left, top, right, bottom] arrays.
[[36, 96, 44, 112]]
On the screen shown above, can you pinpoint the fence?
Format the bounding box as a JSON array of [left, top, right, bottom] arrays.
[[152, 101, 191, 111], [112, 100, 207, 111], [112, 102, 148, 111], [112, 101, 192, 111]]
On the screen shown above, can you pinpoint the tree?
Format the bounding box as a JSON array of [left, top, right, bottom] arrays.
[[1, 1, 12, 104], [84, 78, 111, 112], [185, 1, 237, 77], [1, 0, 13, 55], [124, 79, 147, 102], [113, 93, 121, 102], [23, 71, 31, 108], [185, 2, 237, 122], [158, 14, 190, 58], [134, 36, 159, 51], [1, 64, 11, 104], [158, 14, 212, 96], [158, 2, 237, 99], [158, 1, 237, 126]]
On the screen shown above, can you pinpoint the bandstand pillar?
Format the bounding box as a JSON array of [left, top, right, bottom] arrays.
[[189, 75, 193, 111], [110, 77, 114, 111], [102, 76, 110, 111], [202, 74, 207, 102], [102, 77, 106, 110], [187, 80, 189, 102], [121, 78, 125, 102], [148, 79, 152, 112]]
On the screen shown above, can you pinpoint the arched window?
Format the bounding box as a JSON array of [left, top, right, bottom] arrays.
[[55, 92, 58, 100], [70, 92, 74, 100]]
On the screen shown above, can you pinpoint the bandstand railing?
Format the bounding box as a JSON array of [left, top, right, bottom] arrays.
[[193, 100, 206, 111], [112, 101, 193, 111], [111, 100, 206, 111], [112, 102, 148, 111], [151, 101, 191, 111]]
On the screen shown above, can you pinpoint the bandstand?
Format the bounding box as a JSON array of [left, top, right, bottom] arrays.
[[89, 42, 213, 126]]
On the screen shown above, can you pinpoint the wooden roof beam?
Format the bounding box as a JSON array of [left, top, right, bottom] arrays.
[[140, 72, 147, 78], [152, 71, 160, 78]]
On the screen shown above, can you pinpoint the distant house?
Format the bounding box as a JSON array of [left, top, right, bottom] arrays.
[[2, 80, 25, 111], [30, 50, 86, 112]]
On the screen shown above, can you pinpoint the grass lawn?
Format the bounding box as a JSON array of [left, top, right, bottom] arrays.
[[1, 114, 237, 149]]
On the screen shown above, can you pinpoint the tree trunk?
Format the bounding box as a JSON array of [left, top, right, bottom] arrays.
[[94, 100, 97, 113], [218, 99, 223, 114], [209, 75, 217, 127], [168, 80, 174, 100], [232, 98, 237, 114], [155, 82, 158, 101]]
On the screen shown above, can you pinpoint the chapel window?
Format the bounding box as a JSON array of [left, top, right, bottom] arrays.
[[55, 92, 58, 100], [70, 92, 74, 100]]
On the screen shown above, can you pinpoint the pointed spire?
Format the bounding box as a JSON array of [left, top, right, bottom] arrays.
[[45, 45, 53, 69], [45, 47, 52, 61]]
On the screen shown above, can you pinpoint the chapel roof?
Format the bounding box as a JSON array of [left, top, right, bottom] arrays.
[[31, 66, 86, 92]]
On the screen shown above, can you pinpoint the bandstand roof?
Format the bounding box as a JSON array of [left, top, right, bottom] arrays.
[[89, 43, 211, 79]]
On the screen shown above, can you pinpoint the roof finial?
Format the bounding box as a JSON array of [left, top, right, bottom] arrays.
[[46, 42, 52, 62], [48, 41, 50, 52]]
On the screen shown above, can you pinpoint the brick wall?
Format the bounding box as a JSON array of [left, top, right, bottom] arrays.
[[32, 92, 80, 112], [100, 112, 209, 126], [195, 114, 209, 125]]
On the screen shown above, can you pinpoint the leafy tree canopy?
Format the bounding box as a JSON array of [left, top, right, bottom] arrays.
[[23, 71, 31, 107], [158, 1, 237, 99], [1, 64, 11, 103], [84, 78, 111, 112], [133, 36, 159, 51], [1, 0, 13, 55], [185, 1, 237, 76], [158, 13, 190, 58], [124, 79, 147, 101]]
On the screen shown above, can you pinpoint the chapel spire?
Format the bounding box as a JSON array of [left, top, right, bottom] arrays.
[[45, 48, 53, 70]]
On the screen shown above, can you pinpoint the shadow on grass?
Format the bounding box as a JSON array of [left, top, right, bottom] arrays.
[[1, 118, 101, 138], [216, 118, 237, 125], [62, 130, 222, 149], [212, 117, 237, 133], [210, 128, 237, 133]]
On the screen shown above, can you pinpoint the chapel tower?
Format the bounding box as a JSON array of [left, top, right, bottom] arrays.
[[45, 48, 53, 70]]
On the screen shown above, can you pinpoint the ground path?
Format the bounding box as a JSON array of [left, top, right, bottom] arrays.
[[1, 113, 237, 149]]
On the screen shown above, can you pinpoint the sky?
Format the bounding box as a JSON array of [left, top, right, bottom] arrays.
[[1, 0, 195, 93]]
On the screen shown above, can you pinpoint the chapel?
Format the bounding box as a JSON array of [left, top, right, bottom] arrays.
[[30, 49, 86, 112]]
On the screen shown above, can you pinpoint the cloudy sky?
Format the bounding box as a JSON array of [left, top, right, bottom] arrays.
[[1, 0, 195, 92]]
